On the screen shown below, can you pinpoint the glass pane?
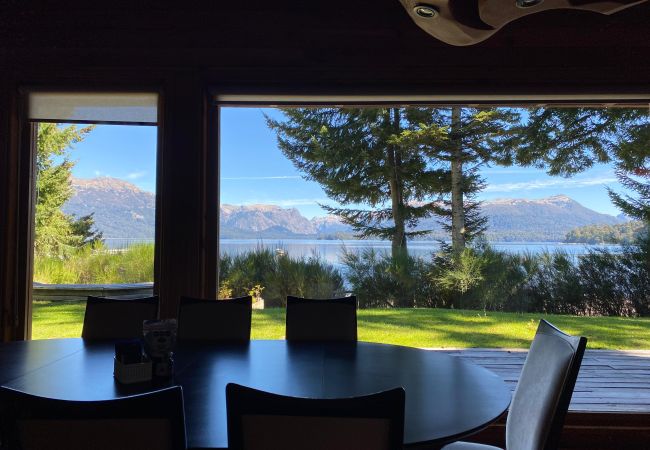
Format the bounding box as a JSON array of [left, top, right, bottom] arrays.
[[218, 104, 650, 349], [32, 122, 158, 339]]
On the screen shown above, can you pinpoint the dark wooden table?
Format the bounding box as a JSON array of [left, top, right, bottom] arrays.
[[0, 339, 510, 449]]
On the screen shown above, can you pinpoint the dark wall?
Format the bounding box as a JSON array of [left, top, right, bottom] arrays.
[[1, 0, 649, 91]]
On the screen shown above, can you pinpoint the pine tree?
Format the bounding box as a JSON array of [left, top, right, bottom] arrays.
[[267, 108, 448, 260], [609, 169, 650, 224], [401, 106, 522, 253], [35, 123, 98, 256], [607, 115, 650, 225]]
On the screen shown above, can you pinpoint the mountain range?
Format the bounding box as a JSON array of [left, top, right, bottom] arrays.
[[62, 177, 626, 242]]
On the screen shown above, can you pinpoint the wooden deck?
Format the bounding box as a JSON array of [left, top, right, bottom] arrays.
[[433, 349, 650, 449], [437, 348, 650, 413]]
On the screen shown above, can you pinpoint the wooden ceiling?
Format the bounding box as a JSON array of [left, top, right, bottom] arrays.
[[0, 0, 649, 93]]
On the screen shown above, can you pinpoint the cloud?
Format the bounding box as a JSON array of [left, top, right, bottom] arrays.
[[481, 168, 547, 175], [94, 170, 102, 176], [126, 171, 147, 180], [243, 198, 334, 207], [484, 175, 618, 193], [222, 175, 302, 181]]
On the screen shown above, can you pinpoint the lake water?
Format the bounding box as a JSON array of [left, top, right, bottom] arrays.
[[218, 239, 623, 266]]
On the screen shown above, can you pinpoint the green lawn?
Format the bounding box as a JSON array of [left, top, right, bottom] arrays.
[[32, 301, 650, 349]]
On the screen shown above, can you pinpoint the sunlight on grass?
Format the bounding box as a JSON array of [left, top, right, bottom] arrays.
[[31, 302, 650, 349]]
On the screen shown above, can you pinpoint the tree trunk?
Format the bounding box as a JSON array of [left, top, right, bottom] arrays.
[[387, 108, 407, 261], [450, 106, 466, 255], [387, 108, 411, 308]]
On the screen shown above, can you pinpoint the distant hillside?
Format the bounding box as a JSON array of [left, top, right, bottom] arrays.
[[220, 204, 316, 237], [63, 177, 155, 238], [481, 196, 624, 242], [564, 220, 647, 244], [62, 178, 626, 242]]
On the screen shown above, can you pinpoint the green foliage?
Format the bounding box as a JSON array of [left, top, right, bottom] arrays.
[[218, 248, 345, 307], [516, 107, 648, 176], [343, 240, 650, 317], [266, 108, 447, 257], [434, 248, 485, 297], [522, 250, 584, 315], [433, 244, 528, 312], [608, 161, 650, 225], [565, 220, 647, 244], [342, 248, 441, 308], [70, 213, 104, 246], [404, 107, 524, 251], [33, 243, 154, 284], [267, 107, 533, 256], [34, 123, 99, 257]]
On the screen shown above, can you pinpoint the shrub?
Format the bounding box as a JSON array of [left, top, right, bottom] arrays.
[[521, 250, 585, 315], [218, 248, 345, 307], [576, 233, 650, 316], [342, 248, 442, 308]]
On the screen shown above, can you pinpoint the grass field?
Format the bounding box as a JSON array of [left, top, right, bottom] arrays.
[[31, 301, 650, 349]]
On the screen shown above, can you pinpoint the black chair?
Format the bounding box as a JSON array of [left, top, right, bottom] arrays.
[[81, 295, 159, 340], [177, 295, 252, 342], [0, 385, 186, 450], [285, 295, 357, 342], [442, 320, 587, 450], [226, 383, 405, 450]]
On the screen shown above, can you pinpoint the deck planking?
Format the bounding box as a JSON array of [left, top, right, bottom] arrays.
[[434, 348, 650, 413]]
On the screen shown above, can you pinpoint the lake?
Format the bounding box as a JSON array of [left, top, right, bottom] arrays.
[[218, 239, 623, 266]]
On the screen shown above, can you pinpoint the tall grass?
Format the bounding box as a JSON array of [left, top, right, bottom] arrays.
[[219, 247, 345, 306], [34, 243, 154, 284]]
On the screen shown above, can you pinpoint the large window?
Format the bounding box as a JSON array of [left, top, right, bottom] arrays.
[[28, 92, 159, 339], [218, 102, 650, 346]]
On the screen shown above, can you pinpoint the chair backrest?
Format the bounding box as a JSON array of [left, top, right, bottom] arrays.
[[0, 385, 186, 450], [81, 296, 159, 340], [285, 295, 357, 342], [506, 319, 587, 450], [177, 295, 252, 342], [226, 383, 405, 450]]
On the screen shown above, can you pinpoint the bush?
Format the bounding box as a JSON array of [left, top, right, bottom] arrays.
[[576, 234, 650, 316], [520, 250, 585, 315], [432, 244, 528, 312], [342, 248, 442, 308], [218, 248, 345, 307]]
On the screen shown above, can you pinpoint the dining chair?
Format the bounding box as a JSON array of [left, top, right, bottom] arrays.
[[442, 319, 587, 450], [226, 383, 405, 450], [81, 295, 159, 340], [285, 295, 357, 341], [177, 295, 252, 342], [0, 385, 186, 450]]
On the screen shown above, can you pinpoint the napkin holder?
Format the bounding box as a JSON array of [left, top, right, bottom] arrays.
[[113, 340, 152, 384], [113, 357, 152, 384]]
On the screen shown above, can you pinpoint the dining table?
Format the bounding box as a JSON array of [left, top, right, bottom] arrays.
[[0, 339, 511, 449]]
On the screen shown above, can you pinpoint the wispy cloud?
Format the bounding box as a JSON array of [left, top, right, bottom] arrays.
[[481, 168, 547, 175], [484, 175, 618, 193], [243, 198, 333, 207], [126, 171, 147, 180], [222, 175, 301, 181], [94, 170, 102, 176]]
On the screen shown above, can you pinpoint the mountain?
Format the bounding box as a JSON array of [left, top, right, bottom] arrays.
[[62, 178, 626, 242], [220, 204, 316, 237], [62, 177, 155, 238], [481, 195, 624, 242]]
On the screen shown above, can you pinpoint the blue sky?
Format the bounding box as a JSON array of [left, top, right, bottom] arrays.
[[65, 107, 628, 218]]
